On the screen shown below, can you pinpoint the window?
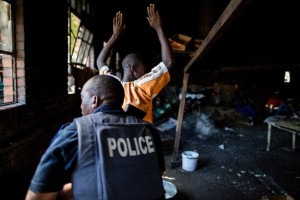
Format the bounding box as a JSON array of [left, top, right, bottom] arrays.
[[68, 0, 94, 94], [284, 71, 290, 83], [0, 0, 15, 105], [69, 13, 93, 69]]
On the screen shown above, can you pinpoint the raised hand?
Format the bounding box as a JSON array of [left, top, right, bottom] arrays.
[[146, 4, 163, 31], [112, 11, 125, 38]]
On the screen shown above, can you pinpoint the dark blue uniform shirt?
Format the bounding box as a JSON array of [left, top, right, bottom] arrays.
[[29, 105, 126, 192]]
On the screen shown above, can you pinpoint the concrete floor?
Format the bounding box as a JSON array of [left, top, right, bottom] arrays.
[[158, 114, 300, 200]]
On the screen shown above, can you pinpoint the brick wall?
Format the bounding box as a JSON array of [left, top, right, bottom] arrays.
[[0, 0, 82, 199]]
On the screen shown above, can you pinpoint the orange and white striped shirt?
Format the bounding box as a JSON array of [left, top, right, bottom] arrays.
[[100, 62, 170, 123]]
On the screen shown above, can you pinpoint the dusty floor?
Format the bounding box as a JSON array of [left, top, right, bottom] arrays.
[[158, 114, 300, 200]]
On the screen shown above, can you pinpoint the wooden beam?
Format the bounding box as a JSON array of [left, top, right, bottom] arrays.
[[171, 72, 189, 164], [184, 0, 253, 73]]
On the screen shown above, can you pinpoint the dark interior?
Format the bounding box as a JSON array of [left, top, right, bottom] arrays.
[[0, 0, 299, 199]]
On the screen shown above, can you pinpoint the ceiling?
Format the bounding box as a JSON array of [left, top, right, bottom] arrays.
[[188, 0, 300, 72], [94, 0, 300, 72]]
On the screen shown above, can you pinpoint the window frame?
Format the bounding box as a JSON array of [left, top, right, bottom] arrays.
[[67, 0, 95, 95], [0, 0, 17, 106], [69, 10, 94, 69]]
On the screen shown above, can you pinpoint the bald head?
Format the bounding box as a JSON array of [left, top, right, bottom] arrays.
[[121, 53, 146, 82], [81, 75, 124, 115], [122, 53, 143, 68]]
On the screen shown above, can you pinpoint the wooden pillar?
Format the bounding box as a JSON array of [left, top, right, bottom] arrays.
[[172, 72, 189, 163]]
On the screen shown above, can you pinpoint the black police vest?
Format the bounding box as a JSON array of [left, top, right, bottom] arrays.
[[73, 112, 165, 200]]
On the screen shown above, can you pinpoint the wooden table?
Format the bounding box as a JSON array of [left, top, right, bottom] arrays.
[[264, 116, 300, 152]]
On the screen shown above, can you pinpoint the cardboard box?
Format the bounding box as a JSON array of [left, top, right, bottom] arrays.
[[261, 195, 295, 200], [169, 34, 192, 52], [194, 39, 203, 48]]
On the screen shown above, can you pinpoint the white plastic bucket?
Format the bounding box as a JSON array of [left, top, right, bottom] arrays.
[[181, 151, 199, 172]]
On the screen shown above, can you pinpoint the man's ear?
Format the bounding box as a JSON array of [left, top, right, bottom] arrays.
[[92, 95, 100, 108], [130, 64, 135, 73]]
